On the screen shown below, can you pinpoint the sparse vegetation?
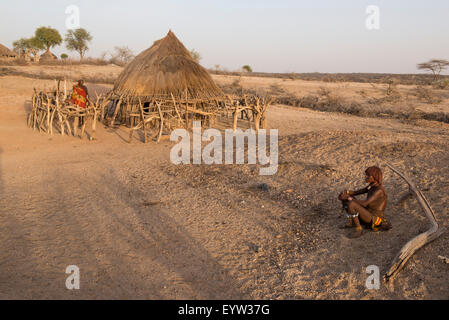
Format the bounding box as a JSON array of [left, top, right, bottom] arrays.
[[413, 85, 442, 104], [417, 59, 449, 82], [208, 70, 448, 85], [190, 49, 201, 63], [65, 28, 93, 60], [242, 65, 253, 73], [13, 37, 43, 56], [33, 26, 62, 52], [109, 46, 135, 66]]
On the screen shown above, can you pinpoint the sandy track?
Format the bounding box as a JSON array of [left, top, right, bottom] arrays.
[[1, 75, 448, 299]]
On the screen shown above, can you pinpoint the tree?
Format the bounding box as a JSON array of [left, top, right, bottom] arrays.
[[34, 26, 62, 52], [13, 38, 41, 52], [214, 64, 221, 72], [190, 49, 202, 63], [60, 53, 69, 59], [65, 28, 93, 60], [110, 46, 135, 66], [13, 37, 43, 59], [417, 59, 449, 82], [242, 65, 253, 73]]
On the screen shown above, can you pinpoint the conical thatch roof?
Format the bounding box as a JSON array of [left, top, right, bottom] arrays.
[[0, 43, 17, 58], [114, 30, 223, 99], [40, 50, 57, 60]]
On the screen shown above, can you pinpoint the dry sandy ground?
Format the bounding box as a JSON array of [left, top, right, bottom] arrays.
[[0, 73, 448, 299]]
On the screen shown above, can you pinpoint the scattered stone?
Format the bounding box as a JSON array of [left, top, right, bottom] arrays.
[[438, 255, 449, 264]]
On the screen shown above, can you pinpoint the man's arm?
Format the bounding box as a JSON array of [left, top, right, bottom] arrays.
[[351, 187, 369, 196], [350, 189, 383, 207], [339, 187, 368, 201]]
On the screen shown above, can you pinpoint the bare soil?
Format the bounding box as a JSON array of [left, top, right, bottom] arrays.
[[0, 68, 448, 299]]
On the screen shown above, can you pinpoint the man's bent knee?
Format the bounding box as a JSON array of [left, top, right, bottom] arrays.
[[348, 200, 358, 211]]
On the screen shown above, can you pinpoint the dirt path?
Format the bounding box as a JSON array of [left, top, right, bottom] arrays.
[[1, 76, 448, 299]]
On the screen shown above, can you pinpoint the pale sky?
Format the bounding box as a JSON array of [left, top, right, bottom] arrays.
[[0, 0, 448, 74]]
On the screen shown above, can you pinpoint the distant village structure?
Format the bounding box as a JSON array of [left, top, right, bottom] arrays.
[[0, 43, 57, 64], [40, 50, 58, 62], [0, 43, 17, 61]]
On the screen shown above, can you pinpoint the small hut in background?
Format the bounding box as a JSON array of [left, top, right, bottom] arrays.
[[40, 50, 58, 61], [0, 43, 18, 61]]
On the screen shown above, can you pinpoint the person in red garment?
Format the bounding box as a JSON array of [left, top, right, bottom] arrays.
[[71, 80, 89, 126]]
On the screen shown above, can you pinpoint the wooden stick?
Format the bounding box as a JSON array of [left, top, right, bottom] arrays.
[[233, 104, 239, 132], [156, 101, 164, 143], [110, 96, 123, 126], [91, 108, 97, 140], [384, 164, 442, 282], [73, 117, 78, 136], [49, 106, 57, 135], [128, 115, 158, 143], [80, 116, 87, 139], [33, 95, 38, 130], [138, 97, 147, 143], [46, 94, 50, 134], [170, 93, 182, 121]]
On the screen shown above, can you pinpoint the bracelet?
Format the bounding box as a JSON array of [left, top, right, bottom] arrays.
[[346, 212, 359, 218]]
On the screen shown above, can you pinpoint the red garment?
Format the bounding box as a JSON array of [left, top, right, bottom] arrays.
[[72, 84, 88, 108]]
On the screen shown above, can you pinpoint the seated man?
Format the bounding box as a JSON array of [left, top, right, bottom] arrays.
[[338, 166, 391, 238]]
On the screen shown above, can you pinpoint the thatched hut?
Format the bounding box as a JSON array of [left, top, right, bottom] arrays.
[[114, 30, 223, 99], [93, 31, 271, 143], [40, 50, 57, 61], [0, 43, 17, 60]]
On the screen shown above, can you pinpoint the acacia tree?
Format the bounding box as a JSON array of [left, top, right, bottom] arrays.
[[242, 65, 253, 73], [34, 26, 62, 53], [65, 28, 93, 60], [110, 46, 135, 66], [417, 59, 449, 82]]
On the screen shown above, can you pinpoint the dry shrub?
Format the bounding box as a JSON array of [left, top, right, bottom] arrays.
[[317, 86, 332, 97], [432, 79, 449, 90], [383, 79, 402, 102], [0, 67, 12, 76], [218, 79, 244, 95], [357, 89, 368, 98], [322, 75, 338, 83], [0, 66, 116, 84], [276, 91, 449, 124], [421, 112, 449, 123], [277, 94, 304, 107], [269, 83, 286, 95], [414, 85, 441, 104], [0, 58, 29, 66], [38, 58, 110, 66]]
